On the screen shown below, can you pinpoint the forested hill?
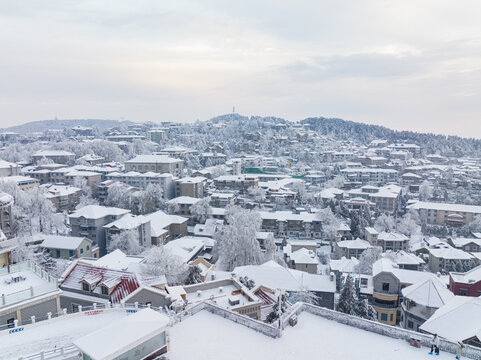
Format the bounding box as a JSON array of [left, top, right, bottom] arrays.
[[301, 117, 481, 156], [1, 119, 135, 133]]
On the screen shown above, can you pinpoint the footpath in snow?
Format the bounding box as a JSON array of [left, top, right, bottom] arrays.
[[168, 310, 454, 360]]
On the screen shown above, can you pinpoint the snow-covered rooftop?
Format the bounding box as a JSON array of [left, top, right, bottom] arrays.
[[74, 308, 169, 359], [401, 277, 454, 308], [69, 205, 130, 220], [168, 310, 454, 360]]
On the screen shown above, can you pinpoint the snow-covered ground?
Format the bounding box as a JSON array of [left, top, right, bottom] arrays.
[[169, 310, 454, 360], [0, 310, 128, 359]]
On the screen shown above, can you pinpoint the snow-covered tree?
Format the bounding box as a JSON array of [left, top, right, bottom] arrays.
[[215, 206, 263, 271], [190, 197, 212, 223], [374, 214, 396, 233], [135, 183, 164, 214], [107, 229, 143, 255], [248, 187, 266, 203], [356, 247, 382, 275], [324, 175, 344, 189], [356, 298, 377, 321], [419, 181, 433, 201], [397, 210, 420, 237], [316, 207, 340, 246], [142, 245, 187, 284], [184, 266, 203, 285], [337, 274, 357, 315], [289, 286, 320, 305]]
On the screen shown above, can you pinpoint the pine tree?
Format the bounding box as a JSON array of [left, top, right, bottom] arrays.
[[184, 266, 203, 285], [337, 274, 357, 316]]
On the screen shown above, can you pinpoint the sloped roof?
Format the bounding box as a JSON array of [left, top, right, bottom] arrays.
[[61, 263, 141, 303], [401, 277, 454, 308], [420, 296, 481, 343], [70, 205, 130, 220]]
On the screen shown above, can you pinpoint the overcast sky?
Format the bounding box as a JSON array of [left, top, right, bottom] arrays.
[[1, 1, 481, 137]]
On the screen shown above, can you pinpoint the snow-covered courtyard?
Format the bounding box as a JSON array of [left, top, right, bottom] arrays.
[[169, 311, 454, 360]]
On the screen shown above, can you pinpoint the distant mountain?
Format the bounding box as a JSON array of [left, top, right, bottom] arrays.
[[301, 117, 481, 156], [0, 119, 136, 134]]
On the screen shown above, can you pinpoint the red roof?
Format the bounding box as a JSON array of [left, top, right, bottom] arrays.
[[61, 263, 140, 304]]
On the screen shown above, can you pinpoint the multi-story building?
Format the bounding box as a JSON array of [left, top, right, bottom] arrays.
[[146, 129, 167, 143], [49, 168, 102, 188], [104, 214, 152, 249], [348, 184, 402, 214], [0, 160, 21, 177], [213, 175, 259, 193], [106, 171, 174, 199], [428, 247, 478, 273], [145, 210, 188, 243], [174, 177, 207, 198], [210, 193, 235, 208], [365, 230, 409, 252], [32, 150, 75, 164], [335, 238, 372, 259], [2, 176, 40, 189], [97, 180, 140, 204], [124, 154, 183, 177], [42, 184, 82, 212], [258, 211, 322, 239], [407, 201, 481, 226], [371, 258, 435, 325], [447, 237, 481, 253], [401, 277, 454, 332], [340, 168, 399, 184], [69, 205, 130, 256], [0, 192, 13, 239]]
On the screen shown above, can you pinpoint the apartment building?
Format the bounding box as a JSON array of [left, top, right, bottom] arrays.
[[42, 184, 81, 212], [32, 150, 75, 164], [0, 192, 13, 239], [348, 184, 402, 214], [407, 201, 481, 226], [69, 205, 130, 256], [106, 171, 174, 199], [365, 229, 409, 252], [340, 168, 399, 184], [146, 129, 167, 143], [104, 214, 152, 249], [124, 154, 183, 177], [213, 175, 259, 193], [335, 238, 372, 259], [258, 211, 322, 239], [0, 160, 21, 177], [174, 177, 207, 198], [428, 247, 478, 273]]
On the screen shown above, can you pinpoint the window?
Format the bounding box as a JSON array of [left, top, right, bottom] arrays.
[[86, 245, 90, 251], [460, 289, 467, 296], [6, 318, 15, 328], [101, 286, 109, 295], [82, 282, 90, 291], [80, 248, 84, 254], [408, 320, 414, 329], [56, 249, 61, 258], [382, 282, 390, 292], [390, 313, 393, 322], [380, 313, 388, 321], [69, 250, 74, 257]]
